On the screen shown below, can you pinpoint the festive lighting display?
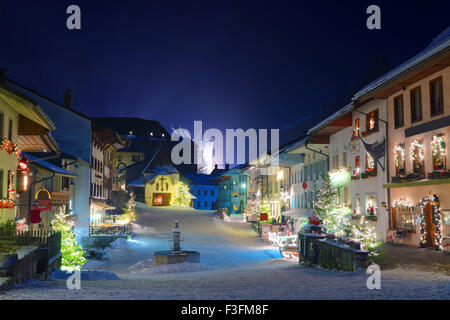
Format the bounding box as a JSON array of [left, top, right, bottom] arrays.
[[8, 171, 15, 200], [393, 144, 405, 174], [431, 134, 446, 170], [392, 199, 414, 208], [170, 182, 193, 207], [329, 167, 351, 187], [51, 207, 87, 270], [418, 195, 443, 250], [0, 199, 15, 209], [1, 138, 22, 158], [409, 140, 424, 170]]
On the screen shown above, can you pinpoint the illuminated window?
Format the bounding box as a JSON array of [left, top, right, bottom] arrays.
[[366, 154, 376, 170], [365, 109, 379, 133], [393, 144, 406, 175], [354, 195, 361, 215], [366, 194, 377, 216], [354, 118, 360, 135], [410, 139, 424, 174], [431, 134, 446, 171], [393, 200, 415, 230]]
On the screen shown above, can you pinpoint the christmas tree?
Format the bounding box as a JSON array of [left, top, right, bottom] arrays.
[[170, 181, 192, 207], [51, 207, 87, 270], [313, 173, 338, 232]]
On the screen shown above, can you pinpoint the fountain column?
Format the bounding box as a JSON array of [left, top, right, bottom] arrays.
[[172, 220, 181, 253]]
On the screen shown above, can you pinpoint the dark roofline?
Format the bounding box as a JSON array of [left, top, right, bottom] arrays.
[[6, 78, 91, 120]]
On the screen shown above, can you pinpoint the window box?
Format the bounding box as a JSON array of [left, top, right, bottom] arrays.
[[361, 128, 378, 137], [391, 172, 424, 183], [361, 168, 377, 179], [428, 170, 450, 180]]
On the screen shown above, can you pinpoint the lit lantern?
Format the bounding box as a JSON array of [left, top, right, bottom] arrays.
[[16, 156, 30, 194]]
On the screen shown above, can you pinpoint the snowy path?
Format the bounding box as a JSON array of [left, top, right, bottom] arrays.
[[1, 207, 449, 300]]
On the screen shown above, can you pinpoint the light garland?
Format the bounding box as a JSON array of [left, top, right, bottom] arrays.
[[418, 195, 443, 250], [328, 167, 351, 187], [0, 199, 15, 209], [431, 134, 445, 170], [392, 199, 414, 208], [8, 171, 15, 200], [393, 144, 405, 172], [367, 154, 375, 170], [409, 139, 424, 162], [1, 138, 22, 159]]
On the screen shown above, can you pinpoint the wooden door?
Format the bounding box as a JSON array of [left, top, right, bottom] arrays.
[[425, 203, 436, 247], [392, 207, 397, 229]]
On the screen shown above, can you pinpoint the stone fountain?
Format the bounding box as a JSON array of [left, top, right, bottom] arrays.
[[153, 220, 200, 265]]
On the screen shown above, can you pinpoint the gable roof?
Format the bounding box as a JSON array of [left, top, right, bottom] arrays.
[[26, 153, 77, 177], [5, 78, 90, 120], [0, 85, 56, 131], [90, 117, 170, 138], [355, 27, 450, 99]]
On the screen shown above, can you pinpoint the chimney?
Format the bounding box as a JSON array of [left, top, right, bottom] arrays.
[[0, 68, 6, 83], [64, 89, 73, 109]]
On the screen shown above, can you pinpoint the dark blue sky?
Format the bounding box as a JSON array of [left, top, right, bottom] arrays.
[[0, 0, 449, 141]]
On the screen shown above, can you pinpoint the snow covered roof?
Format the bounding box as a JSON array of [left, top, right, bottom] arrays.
[[26, 153, 77, 177], [354, 27, 450, 99], [183, 173, 218, 185], [307, 102, 354, 135], [128, 177, 145, 187], [307, 27, 450, 136]]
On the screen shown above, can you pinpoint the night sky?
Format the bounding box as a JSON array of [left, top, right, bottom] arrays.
[[1, 0, 449, 143]]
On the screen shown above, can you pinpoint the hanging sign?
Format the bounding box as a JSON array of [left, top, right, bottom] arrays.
[[33, 188, 52, 212], [348, 136, 361, 155]]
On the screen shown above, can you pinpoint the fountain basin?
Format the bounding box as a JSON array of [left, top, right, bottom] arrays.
[[153, 250, 200, 265]]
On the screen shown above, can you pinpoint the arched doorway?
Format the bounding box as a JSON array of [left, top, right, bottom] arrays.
[[419, 195, 443, 250], [424, 202, 436, 247]]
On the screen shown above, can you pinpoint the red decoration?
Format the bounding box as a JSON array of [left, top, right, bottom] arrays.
[[302, 182, 308, 189], [0, 199, 15, 209], [17, 155, 30, 173], [260, 213, 269, 221], [1, 138, 21, 158], [29, 210, 42, 224]]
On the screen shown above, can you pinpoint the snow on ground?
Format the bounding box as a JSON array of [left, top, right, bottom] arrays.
[[1, 206, 449, 300]]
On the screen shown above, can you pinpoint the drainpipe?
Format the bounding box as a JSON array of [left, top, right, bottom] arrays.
[[28, 151, 61, 163], [305, 142, 329, 160]]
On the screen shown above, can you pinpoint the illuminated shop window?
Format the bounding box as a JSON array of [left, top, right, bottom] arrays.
[[354, 195, 361, 215], [392, 200, 415, 230], [366, 194, 377, 216]]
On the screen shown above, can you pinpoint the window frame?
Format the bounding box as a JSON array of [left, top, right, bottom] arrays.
[[393, 94, 404, 128], [410, 86, 422, 123], [429, 76, 444, 117]]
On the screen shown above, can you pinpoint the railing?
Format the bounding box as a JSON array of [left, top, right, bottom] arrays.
[[89, 224, 132, 236], [0, 230, 61, 264]]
